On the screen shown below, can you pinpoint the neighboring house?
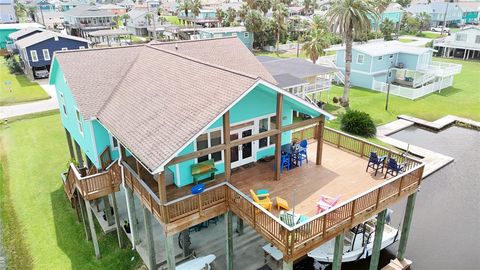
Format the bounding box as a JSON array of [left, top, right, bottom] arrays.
[[125, 7, 148, 36], [197, 26, 253, 49], [34, 11, 65, 30], [0, 22, 45, 49], [59, 0, 86, 12], [117, 0, 135, 11], [371, 3, 404, 30], [407, 2, 463, 27], [15, 30, 88, 79], [457, 2, 480, 25], [178, 8, 218, 27], [329, 41, 462, 100], [64, 5, 116, 37], [98, 4, 127, 16], [0, 0, 16, 23], [7, 26, 44, 52], [48, 37, 424, 270], [433, 26, 480, 60], [35, 0, 56, 12], [257, 56, 336, 102]]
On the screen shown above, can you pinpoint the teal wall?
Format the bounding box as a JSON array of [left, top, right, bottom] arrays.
[[199, 29, 254, 49], [382, 12, 402, 24], [0, 28, 17, 49], [463, 11, 479, 23], [371, 53, 397, 73], [335, 50, 373, 73], [397, 53, 420, 70]]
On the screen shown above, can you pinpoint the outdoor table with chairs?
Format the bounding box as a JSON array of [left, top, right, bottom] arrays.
[[366, 151, 406, 178], [279, 139, 309, 172]]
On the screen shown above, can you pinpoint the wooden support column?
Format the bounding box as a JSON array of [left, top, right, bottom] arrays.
[[157, 172, 167, 204], [74, 140, 84, 168], [369, 209, 387, 270], [223, 112, 231, 180], [65, 129, 75, 160], [282, 260, 293, 270], [111, 191, 123, 248], [78, 190, 91, 241], [103, 196, 114, 226], [316, 115, 325, 165], [397, 192, 418, 261], [125, 184, 140, 245], [226, 211, 234, 270], [142, 207, 156, 270], [274, 93, 283, 181], [165, 234, 176, 270], [332, 233, 344, 270], [85, 199, 101, 259]]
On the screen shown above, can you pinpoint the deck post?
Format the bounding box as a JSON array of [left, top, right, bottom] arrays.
[[111, 191, 123, 248], [223, 112, 231, 180], [165, 234, 176, 270], [74, 141, 84, 168], [157, 172, 167, 203], [78, 190, 91, 241], [397, 192, 417, 261], [369, 209, 387, 270], [236, 215, 244, 235], [274, 93, 283, 181], [125, 184, 140, 246], [282, 260, 293, 270], [64, 129, 75, 160], [103, 195, 114, 226], [85, 199, 101, 259], [226, 211, 234, 270], [316, 116, 325, 165], [142, 207, 156, 270], [332, 233, 344, 270]]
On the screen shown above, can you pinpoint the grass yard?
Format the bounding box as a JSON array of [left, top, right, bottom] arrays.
[[398, 38, 416, 43], [0, 58, 50, 106], [322, 58, 480, 129], [417, 32, 443, 39], [162, 16, 181, 25], [0, 113, 139, 269]]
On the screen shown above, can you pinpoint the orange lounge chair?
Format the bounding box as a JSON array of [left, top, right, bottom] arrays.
[[250, 189, 273, 212]]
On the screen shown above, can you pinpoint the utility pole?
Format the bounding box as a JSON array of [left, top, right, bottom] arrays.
[[147, 1, 157, 41], [441, 2, 449, 35], [385, 66, 392, 111]]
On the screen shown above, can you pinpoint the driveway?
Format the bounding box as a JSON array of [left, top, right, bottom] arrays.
[[0, 79, 59, 120]]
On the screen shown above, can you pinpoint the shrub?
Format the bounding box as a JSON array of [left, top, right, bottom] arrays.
[[5, 57, 22, 74], [332, 96, 339, 103], [340, 110, 376, 137]]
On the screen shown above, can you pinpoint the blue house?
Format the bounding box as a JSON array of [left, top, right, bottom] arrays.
[[7, 27, 44, 52], [407, 2, 463, 27], [329, 41, 462, 99], [198, 27, 253, 49], [371, 3, 404, 30], [178, 8, 218, 27], [35, 0, 56, 12], [15, 30, 89, 79]]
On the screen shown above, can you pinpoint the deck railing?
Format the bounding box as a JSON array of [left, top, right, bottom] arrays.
[[63, 161, 121, 201]]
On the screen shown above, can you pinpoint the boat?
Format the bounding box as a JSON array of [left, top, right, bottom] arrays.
[[308, 211, 399, 269], [176, 254, 216, 270]]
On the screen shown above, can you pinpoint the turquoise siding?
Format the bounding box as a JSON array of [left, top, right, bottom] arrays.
[[0, 28, 16, 49], [397, 53, 420, 70], [199, 30, 253, 49], [336, 50, 373, 73], [371, 54, 397, 73], [463, 12, 479, 24], [50, 58, 99, 166], [382, 11, 402, 24], [349, 72, 374, 89]]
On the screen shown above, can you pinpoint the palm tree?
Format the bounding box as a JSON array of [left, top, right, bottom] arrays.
[[239, 3, 249, 22], [304, 0, 313, 15], [215, 8, 225, 27], [373, 0, 392, 36], [179, 0, 190, 25], [190, 0, 202, 33], [380, 18, 395, 40], [256, 0, 272, 15], [272, 2, 288, 54], [121, 13, 130, 27], [145, 13, 153, 38], [302, 30, 330, 64], [226, 7, 236, 26], [326, 0, 377, 107], [244, 9, 265, 47], [416, 12, 431, 34], [113, 15, 120, 28]]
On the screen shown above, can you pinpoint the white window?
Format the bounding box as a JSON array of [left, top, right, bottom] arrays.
[[42, 49, 50, 61], [244, 32, 249, 38], [356, 54, 364, 64], [196, 130, 223, 163], [232, 32, 237, 37], [476, 35, 480, 44], [30, 50, 38, 62], [75, 109, 83, 135], [62, 47, 68, 51], [455, 34, 467, 42], [60, 92, 67, 116], [258, 115, 277, 148], [110, 134, 119, 150], [54, 36, 59, 41], [79, 46, 85, 49], [378, 56, 383, 61]]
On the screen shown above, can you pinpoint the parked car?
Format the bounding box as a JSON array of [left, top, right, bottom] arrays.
[[34, 69, 49, 79], [431, 27, 450, 33]]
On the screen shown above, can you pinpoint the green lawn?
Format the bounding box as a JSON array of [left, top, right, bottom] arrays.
[[398, 38, 416, 43], [417, 32, 443, 39], [0, 58, 50, 106], [0, 113, 139, 269], [323, 58, 480, 129], [162, 16, 181, 25]]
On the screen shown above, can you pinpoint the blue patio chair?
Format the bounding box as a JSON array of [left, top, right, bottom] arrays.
[[384, 158, 405, 178], [295, 140, 308, 166], [366, 152, 387, 176], [281, 152, 291, 172]]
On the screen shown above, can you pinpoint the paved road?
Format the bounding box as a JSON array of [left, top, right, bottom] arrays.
[[0, 79, 58, 120]]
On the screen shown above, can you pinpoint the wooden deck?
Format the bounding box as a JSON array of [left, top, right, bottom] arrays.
[[230, 142, 389, 217]]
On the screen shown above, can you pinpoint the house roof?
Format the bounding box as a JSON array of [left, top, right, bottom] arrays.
[[97, 4, 126, 10], [327, 41, 433, 57], [257, 57, 336, 79], [8, 27, 44, 40], [407, 2, 462, 14], [273, 73, 308, 88], [0, 22, 45, 30], [64, 5, 115, 17], [53, 38, 329, 173], [15, 30, 89, 48], [199, 26, 247, 34], [127, 7, 148, 19], [457, 2, 480, 13], [88, 29, 130, 37]]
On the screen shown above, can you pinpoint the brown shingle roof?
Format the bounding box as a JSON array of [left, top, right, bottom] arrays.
[[150, 37, 277, 84], [96, 45, 258, 171]]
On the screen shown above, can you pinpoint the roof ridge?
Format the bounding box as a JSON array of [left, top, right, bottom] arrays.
[[55, 43, 144, 55], [145, 44, 259, 81], [149, 36, 237, 46]]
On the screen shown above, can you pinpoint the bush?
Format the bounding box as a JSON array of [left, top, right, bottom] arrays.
[[5, 56, 22, 74], [340, 110, 376, 137]]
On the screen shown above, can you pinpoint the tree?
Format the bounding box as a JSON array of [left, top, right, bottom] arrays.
[[244, 9, 265, 47], [380, 18, 395, 40], [215, 8, 225, 26], [373, 0, 392, 35], [396, 0, 411, 8], [226, 7, 237, 26], [326, 0, 377, 107], [121, 13, 130, 27], [302, 30, 330, 64], [416, 11, 431, 34], [256, 0, 271, 15], [179, 0, 190, 24], [272, 2, 288, 54], [304, 0, 313, 14], [238, 3, 249, 22], [113, 15, 120, 28], [190, 0, 202, 33]]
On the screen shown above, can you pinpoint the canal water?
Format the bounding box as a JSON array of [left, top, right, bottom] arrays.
[[303, 126, 480, 270]]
